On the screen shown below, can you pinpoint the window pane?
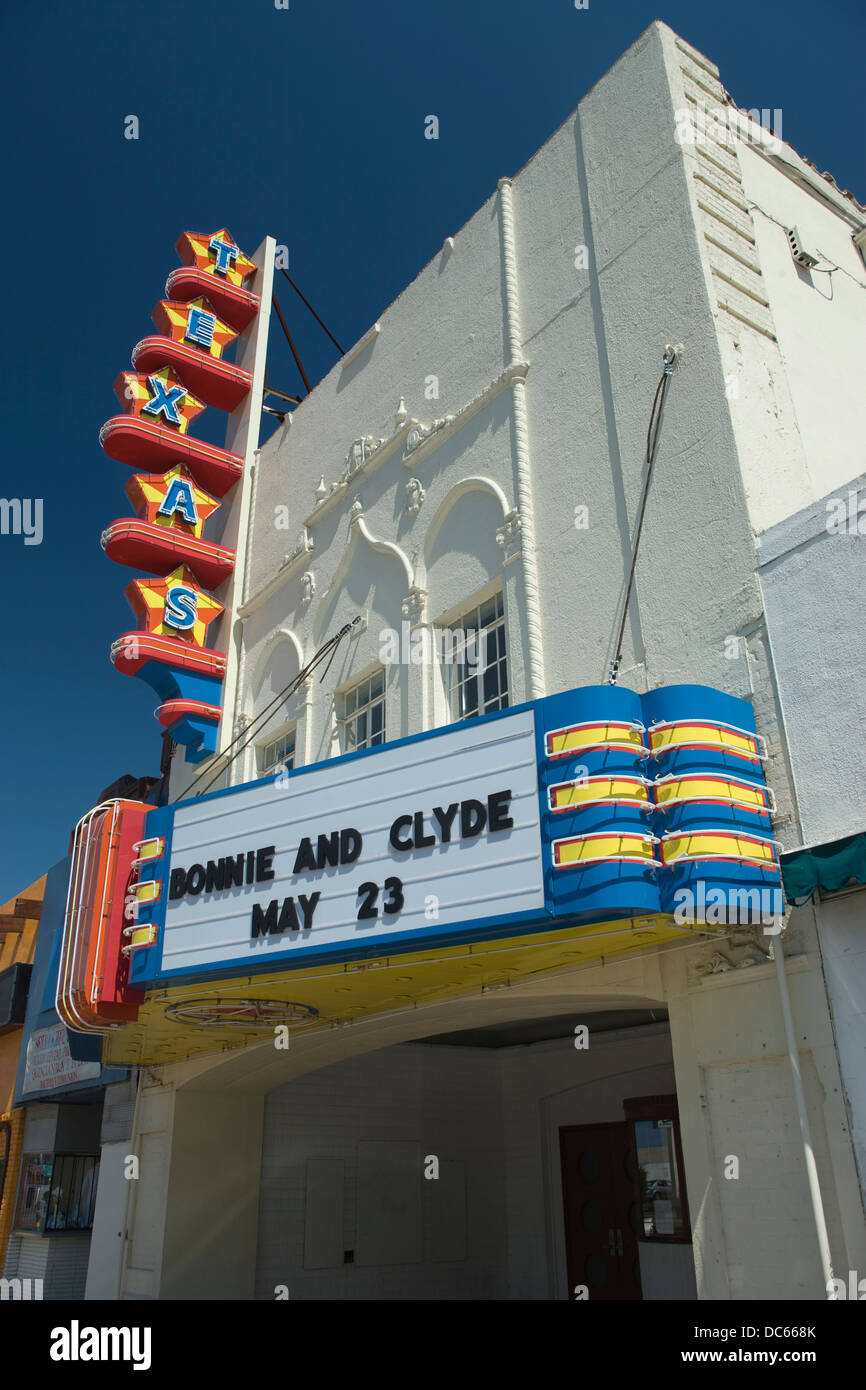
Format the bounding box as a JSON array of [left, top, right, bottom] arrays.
[[634, 1120, 687, 1239], [445, 593, 508, 725], [483, 665, 499, 707], [342, 670, 386, 753], [15, 1154, 53, 1233], [460, 675, 479, 718]]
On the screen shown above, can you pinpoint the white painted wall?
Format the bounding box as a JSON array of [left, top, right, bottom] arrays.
[[815, 891, 866, 1208], [757, 473, 866, 846], [160, 1091, 263, 1300], [85, 1141, 128, 1300], [221, 20, 793, 801], [254, 1027, 695, 1301], [663, 917, 866, 1300], [255, 1043, 507, 1300], [734, 145, 866, 531]]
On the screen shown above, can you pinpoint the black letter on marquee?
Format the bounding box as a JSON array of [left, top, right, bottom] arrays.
[[205, 859, 226, 893], [293, 837, 317, 874], [460, 800, 487, 839], [276, 898, 300, 933], [186, 864, 206, 895], [389, 815, 413, 851], [413, 811, 436, 849], [487, 789, 514, 833], [225, 854, 245, 889], [316, 832, 340, 869], [256, 846, 276, 882], [357, 882, 379, 920], [340, 828, 362, 864], [169, 868, 187, 900], [251, 900, 279, 937], [298, 892, 321, 929], [246, 850, 256, 885], [432, 804, 459, 842]]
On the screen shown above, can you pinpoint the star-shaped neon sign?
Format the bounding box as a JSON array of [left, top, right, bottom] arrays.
[[114, 366, 205, 434], [125, 464, 220, 538], [151, 297, 238, 360], [175, 228, 256, 289], [126, 565, 224, 646]]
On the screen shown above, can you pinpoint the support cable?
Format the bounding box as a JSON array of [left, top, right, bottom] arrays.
[[279, 266, 345, 355], [271, 293, 313, 394], [173, 617, 362, 802], [606, 346, 681, 685]]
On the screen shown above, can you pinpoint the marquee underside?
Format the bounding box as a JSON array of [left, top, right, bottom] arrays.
[[101, 911, 699, 1066]]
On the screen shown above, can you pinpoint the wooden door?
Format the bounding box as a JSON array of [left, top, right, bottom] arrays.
[[560, 1122, 642, 1300]]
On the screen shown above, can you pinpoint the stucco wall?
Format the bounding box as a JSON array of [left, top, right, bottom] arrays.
[[813, 891, 866, 1208], [758, 472, 866, 847], [254, 1027, 689, 1301], [193, 20, 789, 810]]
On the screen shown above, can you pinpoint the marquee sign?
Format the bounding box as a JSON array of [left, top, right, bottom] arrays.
[[100, 228, 268, 762], [57, 683, 783, 1051]]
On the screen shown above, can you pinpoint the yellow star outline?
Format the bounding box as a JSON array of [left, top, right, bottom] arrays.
[[125, 465, 220, 538], [126, 565, 224, 646], [175, 228, 256, 288], [151, 297, 238, 360]]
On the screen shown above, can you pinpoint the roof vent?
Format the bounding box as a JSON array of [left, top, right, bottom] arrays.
[[786, 226, 819, 270]]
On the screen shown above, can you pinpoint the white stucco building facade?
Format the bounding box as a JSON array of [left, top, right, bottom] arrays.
[[85, 22, 866, 1302]]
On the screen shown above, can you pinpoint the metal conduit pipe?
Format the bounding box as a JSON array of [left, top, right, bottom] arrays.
[[772, 927, 837, 1298]]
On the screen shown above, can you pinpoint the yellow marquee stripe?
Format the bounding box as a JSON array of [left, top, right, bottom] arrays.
[[126, 925, 158, 950], [553, 833, 657, 867], [653, 776, 768, 809], [133, 837, 165, 863], [546, 722, 646, 759], [648, 721, 760, 758], [660, 831, 776, 865], [549, 777, 649, 810], [133, 880, 161, 903]]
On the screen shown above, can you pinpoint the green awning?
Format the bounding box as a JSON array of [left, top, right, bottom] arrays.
[[781, 832, 866, 905]]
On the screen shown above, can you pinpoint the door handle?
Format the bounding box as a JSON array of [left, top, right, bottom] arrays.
[[608, 1227, 616, 1254], [616, 1228, 624, 1256]]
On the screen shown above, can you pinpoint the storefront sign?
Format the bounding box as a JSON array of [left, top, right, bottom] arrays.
[[22, 1025, 101, 1094]]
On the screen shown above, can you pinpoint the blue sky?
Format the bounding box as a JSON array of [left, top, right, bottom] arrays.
[[0, 0, 862, 904]]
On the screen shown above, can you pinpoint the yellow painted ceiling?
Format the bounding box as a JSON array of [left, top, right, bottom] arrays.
[[102, 913, 704, 1067]]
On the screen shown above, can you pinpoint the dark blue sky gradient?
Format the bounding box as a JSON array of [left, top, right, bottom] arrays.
[[1, 0, 862, 903]]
